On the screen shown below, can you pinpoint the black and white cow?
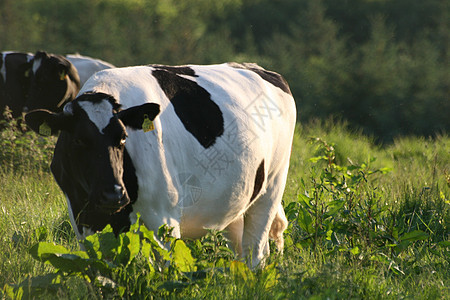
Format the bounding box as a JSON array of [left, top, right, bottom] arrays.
[[0, 51, 34, 119], [25, 51, 115, 113], [25, 63, 296, 267]]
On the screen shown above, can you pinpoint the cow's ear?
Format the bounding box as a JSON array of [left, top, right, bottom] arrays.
[[25, 110, 69, 136], [117, 103, 160, 130]]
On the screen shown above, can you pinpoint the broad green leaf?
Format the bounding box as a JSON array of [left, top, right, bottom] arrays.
[[350, 246, 360, 255], [84, 232, 102, 259], [118, 286, 126, 297], [437, 241, 450, 247], [97, 230, 120, 260], [326, 229, 333, 241], [298, 193, 313, 209], [297, 206, 314, 234], [325, 200, 345, 216], [172, 240, 196, 272], [125, 230, 141, 263], [48, 253, 91, 273], [29, 242, 70, 261], [141, 226, 162, 248], [115, 234, 131, 265], [29, 242, 91, 273], [309, 155, 328, 163], [262, 263, 279, 290], [400, 230, 429, 242]]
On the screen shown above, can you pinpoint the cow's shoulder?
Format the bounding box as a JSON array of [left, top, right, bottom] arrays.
[[149, 64, 224, 149], [227, 62, 292, 95]]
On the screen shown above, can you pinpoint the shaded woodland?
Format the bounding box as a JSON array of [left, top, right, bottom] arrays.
[[1, 0, 448, 141]]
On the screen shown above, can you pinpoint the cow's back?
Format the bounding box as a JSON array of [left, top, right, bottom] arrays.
[[66, 54, 115, 86]]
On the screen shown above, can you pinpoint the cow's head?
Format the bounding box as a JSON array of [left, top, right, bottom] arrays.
[[25, 92, 160, 235], [24, 51, 81, 112]]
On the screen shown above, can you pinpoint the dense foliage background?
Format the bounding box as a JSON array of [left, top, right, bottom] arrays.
[[1, 0, 448, 142]]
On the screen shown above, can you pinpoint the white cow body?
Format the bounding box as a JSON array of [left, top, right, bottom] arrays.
[[66, 54, 115, 86], [78, 64, 296, 266]]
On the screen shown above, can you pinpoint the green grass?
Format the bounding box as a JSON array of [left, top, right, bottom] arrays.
[[0, 120, 449, 299]]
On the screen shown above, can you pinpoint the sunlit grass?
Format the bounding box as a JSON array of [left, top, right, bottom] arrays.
[[0, 121, 448, 299]]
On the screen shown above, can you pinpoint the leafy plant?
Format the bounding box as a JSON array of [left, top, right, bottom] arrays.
[[0, 108, 55, 174], [3, 213, 283, 299], [4, 216, 195, 298], [283, 137, 444, 276]]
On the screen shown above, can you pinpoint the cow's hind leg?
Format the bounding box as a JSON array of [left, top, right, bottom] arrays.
[[242, 193, 280, 268], [269, 204, 288, 253], [242, 170, 289, 268], [242, 161, 288, 267]]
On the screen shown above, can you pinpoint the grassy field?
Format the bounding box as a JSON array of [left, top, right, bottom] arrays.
[[0, 120, 449, 299]]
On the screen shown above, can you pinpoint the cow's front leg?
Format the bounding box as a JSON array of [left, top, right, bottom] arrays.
[[224, 216, 244, 257]]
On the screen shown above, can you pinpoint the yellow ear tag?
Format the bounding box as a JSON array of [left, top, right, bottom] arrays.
[[39, 122, 52, 136], [59, 71, 66, 81], [142, 114, 154, 133], [24, 69, 30, 77]]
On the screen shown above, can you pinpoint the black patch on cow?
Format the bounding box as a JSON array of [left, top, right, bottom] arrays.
[[123, 148, 138, 205], [151, 66, 224, 148], [78, 149, 137, 235], [77, 91, 122, 112], [228, 62, 292, 95], [103, 148, 138, 235], [250, 160, 265, 203], [151, 65, 198, 77]]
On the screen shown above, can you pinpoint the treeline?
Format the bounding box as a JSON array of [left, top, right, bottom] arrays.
[[1, 0, 448, 142]]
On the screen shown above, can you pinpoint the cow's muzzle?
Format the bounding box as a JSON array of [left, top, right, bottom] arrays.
[[97, 185, 130, 214]]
